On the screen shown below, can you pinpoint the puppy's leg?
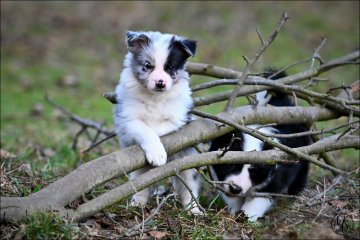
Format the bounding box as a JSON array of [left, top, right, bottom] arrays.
[[173, 168, 200, 214], [241, 196, 273, 221], [169, 147, 201, 213], [129, 166, 152, 207], [120, 119, 167, 167]]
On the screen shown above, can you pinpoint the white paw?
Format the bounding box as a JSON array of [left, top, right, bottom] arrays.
[[130, 196, 148, 207], [143, 142, 167, 166], [190, 207, 206, 216]]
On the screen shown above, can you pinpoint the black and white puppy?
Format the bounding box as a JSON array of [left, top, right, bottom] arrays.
[[209, 72, 311, 221], [113, 31, 200, 213]]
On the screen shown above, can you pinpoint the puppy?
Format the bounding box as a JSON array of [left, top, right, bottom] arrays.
[[209, 71, 311, 221], [113, 31, 200, 213]]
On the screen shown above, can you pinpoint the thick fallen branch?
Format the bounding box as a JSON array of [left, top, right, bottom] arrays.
[[0, 104, 342, 223], [39, 135, 360, 221]]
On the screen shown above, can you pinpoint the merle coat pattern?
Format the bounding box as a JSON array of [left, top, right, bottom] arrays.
[[113, 31, 200, 213]]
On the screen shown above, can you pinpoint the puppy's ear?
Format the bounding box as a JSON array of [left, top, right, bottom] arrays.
[[179, 39, 197, 58], [126, 31, 151, 54]]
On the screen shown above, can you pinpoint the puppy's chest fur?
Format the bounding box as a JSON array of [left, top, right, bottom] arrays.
[[115, 80, 192, 138], [130, 96, 190, 135]]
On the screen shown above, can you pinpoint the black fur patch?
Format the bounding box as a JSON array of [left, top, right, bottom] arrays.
[[262, 70, 294, 107], [165, 38, 196, 80], [210, 69, 311, 196]]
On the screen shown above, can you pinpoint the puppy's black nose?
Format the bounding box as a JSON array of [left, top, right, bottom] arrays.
[[229, 184, 243, 194], [156, 80, 165, 88]]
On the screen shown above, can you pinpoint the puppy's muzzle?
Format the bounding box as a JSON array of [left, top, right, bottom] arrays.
[[229, 184, 243, 195], [155, 80, 166, 89]]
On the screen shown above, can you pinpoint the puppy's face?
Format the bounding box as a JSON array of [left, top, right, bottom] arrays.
[[214, 164, 253, 195], [210, 128, 277, 196], [126, 31, 196, 92]]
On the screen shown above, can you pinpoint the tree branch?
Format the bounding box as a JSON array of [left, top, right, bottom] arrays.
[[191, 51, 359, 107], [58, 134, 359, 222], [0, 104, 345, 223], [224, 11, 289, 112], [102, 51, 360, 112], [189, 109, 347, 175]]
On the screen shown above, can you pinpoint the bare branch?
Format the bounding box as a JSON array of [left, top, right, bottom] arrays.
[[309, 37, 327, 69], [80, 132, 117, 156], [46, 93, 114, 135], [126, 193, 177, 235], [219, 134, 241, 157], [174, 173, 206, 214], [193, 52, 359, 106], [190, 109, 348, 175], [268, 57, 314, 79], [294, 175, 343, 208], [224, 11, 289, 112], [251, 120, 360, 139], [256, 28, 265, 45]]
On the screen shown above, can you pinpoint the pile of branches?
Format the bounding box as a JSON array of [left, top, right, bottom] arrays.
[[1, 12, 359, 224]]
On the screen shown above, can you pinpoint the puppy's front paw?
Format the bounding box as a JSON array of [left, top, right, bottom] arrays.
[[143, 142, 167, 166]]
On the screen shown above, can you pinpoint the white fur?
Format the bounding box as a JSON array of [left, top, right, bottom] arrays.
[[241, 196, 273, 221], [113, 31, 199, 213], [256, 90, 272, 106]]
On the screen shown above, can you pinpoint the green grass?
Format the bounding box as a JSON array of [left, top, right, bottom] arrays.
[[12, 211, 80, 240]]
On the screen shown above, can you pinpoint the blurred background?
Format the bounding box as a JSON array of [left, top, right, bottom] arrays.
[[1, 1, 359, 175]]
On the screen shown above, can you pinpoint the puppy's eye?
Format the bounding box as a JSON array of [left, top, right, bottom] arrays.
[[169, 65, 175, 71], [144, 61, 152, 69], [248, 167, 256, 174]]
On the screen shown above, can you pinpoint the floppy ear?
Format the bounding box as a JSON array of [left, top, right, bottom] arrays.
[[179, 39, 197, 58], [126, 31, 151, 54]]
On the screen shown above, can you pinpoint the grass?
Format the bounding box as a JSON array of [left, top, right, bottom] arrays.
[[11, 211, 80, 240]]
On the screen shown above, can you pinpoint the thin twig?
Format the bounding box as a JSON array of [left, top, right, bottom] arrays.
[[219, 134, 241, 157], [249, 120, 360, 139], [45, 93, 114, 135], [80, 132, 117, 156], [255, 123, 277, 130], [309, 37, 327, 69], [326, 84, 352, 94], [268, 56, 314, 79], [337, 126, 353, 140], [72, 126, 87, 150], [294, 175, 343, 208], [102, 210, 120, 225], [247, 80, 360, 108], [190, 109, 347, 176], [174, 173, 206, 214], [224, 11, 289, 112], [256, 28, 265, 45], [312, 178, 326, 222], [193, 144, 203, 154], [292, 91, 298, 106]]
